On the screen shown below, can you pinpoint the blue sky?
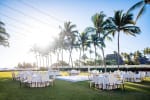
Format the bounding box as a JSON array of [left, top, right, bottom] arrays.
[[0, 0, 150, 68]]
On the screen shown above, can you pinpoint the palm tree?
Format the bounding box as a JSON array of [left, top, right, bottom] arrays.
[[77, 32, 90, 66], [133, 50, 143, 64], [121, 52, 131, 64], [99, 33, 112, 72], [89, 49, 94, 60], [143, 47, 150, 61], [86, 11, 111, 72], [106, 10, 141, 70], [30, 44, 39, 69], [52, 37, 61, 68], [61, 21, 78, 68], [91, 11, 106, 37], [90, 34, 101, 66], [127, 0, 150, 23], [59, 26, 66, 68], [144, 47, 150, 56], [48, 45, 53, 67], [0, 21, 9, 47]]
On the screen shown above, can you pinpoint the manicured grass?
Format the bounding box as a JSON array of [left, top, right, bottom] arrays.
[[0, 72, 150, 100]]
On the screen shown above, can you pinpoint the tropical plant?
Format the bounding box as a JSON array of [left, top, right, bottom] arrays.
[[143, 47, 150, 56], [77, 32, 90, 66], [121, 52, 132, 64], [30, 44, 39, 69], [127, 0, 150, 23], [47, 45, 54, 67], [51, 37, 61, 68], [61, 21, 78, 68], [133, 50, 143, 64], [86, 11, 111, 72], [106, 10, 141, 70], [0, 21, 9, 46], [90, 34, 101, 66]]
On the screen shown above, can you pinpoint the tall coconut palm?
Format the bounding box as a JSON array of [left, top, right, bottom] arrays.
[[121, 52, 131, 64], [61, 21, 78, 68], [52, 37, 61, 68], [58, 27, 67, 68], [91, 11, 106, 37], [127, 0, 150, 23], [30, 44, 39, 69], [88, 30, 111, 71], [133, 50, 143, 64], [0, 21, 9, 47], [144, 47, 150, 56], [143, 48, 150, 61], [90, 34, 101, 66], [77, 32, 90, 66], [106, 10, 141, 70], [48, 45, 54, 67], [99, 32, 112, 72], [86, 11, 111, 72]]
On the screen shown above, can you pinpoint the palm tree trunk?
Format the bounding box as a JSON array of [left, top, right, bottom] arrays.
[[61, 49, 63, 68], [70, 48, 73, 68], [42, 56, 44, 67], [56, 50, 59, 69], [70, 52, 73, 68], [68, 47, 73, 68], [49, 52, 52, 67], [39, 54, 41, 68], [35, 53, 38, 70], [79, 47, 82, 68], [94, 45, 97, 67], [47, 55, 49, 68], [68, 50, 71, 67], [82, 47, 85, 65], [117, 31, 120, 70], [101, 47, 106, 72], [44, 56, 46, 67], [47, 56, 49, 68], [90, 49, 92, 60]]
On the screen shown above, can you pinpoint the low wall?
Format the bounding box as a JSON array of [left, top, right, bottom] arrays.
[[58, 65, 150, 72], [1, 65, 150, 72]]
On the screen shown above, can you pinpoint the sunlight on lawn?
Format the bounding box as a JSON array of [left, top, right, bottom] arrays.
[[0, 72, 12, 78], [145, 77, 150, 81], [127, 82, 150, 88], [60, 71, 69, 76], [60, 71, 89, 76], [125, 85, 150, 94], [79, 72, 89, 76], [0, 71, 89, 78]]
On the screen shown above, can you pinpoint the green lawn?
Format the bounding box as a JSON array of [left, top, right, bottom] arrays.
[[0, 72, 150, 100]]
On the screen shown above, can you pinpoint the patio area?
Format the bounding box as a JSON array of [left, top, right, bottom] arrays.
[[56, 75, 89, 82]]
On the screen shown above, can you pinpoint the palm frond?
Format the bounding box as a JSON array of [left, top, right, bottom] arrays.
[[114, 10, 123, 26], [127, 1, 144, 13], [69, 24, 77, 30], [122, 26, 141, 35], [0, 23, 9, 36], [85, 27, 96, 33], [0, 35, 9, 47], [121, 13, 134, 25], [106, 36, 112, 41], [0, 21, 5, 25], [0, 31, 9, 38], [135, 5, 146, 22]]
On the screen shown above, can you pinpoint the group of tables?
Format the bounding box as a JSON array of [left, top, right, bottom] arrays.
[[12, 71, 56, 88]]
